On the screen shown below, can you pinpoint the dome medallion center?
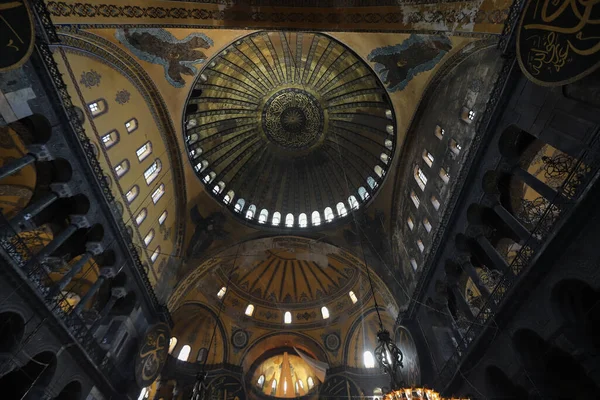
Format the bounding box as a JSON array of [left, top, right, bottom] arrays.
[[262, 88, 324, 149]]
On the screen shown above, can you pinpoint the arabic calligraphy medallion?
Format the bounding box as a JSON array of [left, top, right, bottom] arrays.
[[0, 0, 35, 71], [135, 322, 171, 387], [517, 0, 600, 86]]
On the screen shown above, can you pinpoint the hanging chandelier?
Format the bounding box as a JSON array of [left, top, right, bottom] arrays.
[[374, 328, 404, 389], [383, 388, 470, 400]]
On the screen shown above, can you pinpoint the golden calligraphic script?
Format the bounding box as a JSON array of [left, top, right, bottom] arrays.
[[135, 323, 171, 387], [0, 0, 34, 72], [517, 0, 600, 86]]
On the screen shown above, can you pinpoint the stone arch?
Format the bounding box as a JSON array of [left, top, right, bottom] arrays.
[[53, 380, 82, 400], [0, 351, 57, 398], [0, 311, 25, 354], [484, 365, 528, 399]]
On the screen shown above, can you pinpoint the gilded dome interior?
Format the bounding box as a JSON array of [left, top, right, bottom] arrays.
[[183, 31, 396, 229]]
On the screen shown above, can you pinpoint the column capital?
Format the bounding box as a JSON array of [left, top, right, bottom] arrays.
[[100, 266, 118, 278], [69, 215, 90, 229], [27, 144, 52, 161], [111, 287, 127, 298], [85, 241, 104, 255], [49, 182, 73, 198]]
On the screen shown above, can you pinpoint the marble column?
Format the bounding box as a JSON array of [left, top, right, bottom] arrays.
[[513, 167, 562, 203], [0, 154, 35, 180], [48, 251, 94, 297], [475, 235, 510, 273], [74, 275, 107, 315], [493, 203, 534, 243], [9, 192, 59, 232]]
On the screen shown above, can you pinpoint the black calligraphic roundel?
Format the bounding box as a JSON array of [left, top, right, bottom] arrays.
[[135, 323, 171, 387], [0, 0, 35, 72], [517, 0, 600, 86]]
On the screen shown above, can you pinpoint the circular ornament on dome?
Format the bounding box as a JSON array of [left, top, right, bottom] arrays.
[[324, 332, 341, 352], [184, 31, 397, 229], [231, 329, 249, 349]]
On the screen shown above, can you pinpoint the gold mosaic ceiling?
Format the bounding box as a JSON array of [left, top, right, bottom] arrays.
[[183, 31, 396, 228]]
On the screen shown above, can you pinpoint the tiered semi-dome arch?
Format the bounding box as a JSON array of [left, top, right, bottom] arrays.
[[183, 31, 397, 229]]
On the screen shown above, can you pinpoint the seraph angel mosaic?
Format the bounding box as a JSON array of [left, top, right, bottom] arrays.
[[115, 28, 213, 88], [368, 34, 452, 92]]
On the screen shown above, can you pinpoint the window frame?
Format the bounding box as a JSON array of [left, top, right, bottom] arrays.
[[101, 130, 119, 149], [88, 99, 108, 118], [144, 159, 162, 185], [136, 141, 152, 162], [151, 184, 165, 204], [125, 118, 138, 133], [114, 159, 130, 178]]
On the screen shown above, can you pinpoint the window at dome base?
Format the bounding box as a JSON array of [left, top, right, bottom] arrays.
[[183, 31, 397, 230], [364, 351, 375, 368]]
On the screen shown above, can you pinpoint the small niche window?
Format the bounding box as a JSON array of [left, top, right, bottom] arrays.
[[298, 380, 304, 390], [299, 213, 308, 228], [349, 291, 358, 304], [307, 377, 314, 390], [151, 247, 160, 263], [435, 125, 445, 140], [158, 210, 167, 225], [168, 337, 177, 354], [138, 388, 149, 400], [386, 125, 394, 135], [284, 311, 292, 324], [234, 198, 245, 213], [272, 212, 281, 226], [101, 130, 119, 149], [203, 171, 216, 184], [348, 195, 359, 210], [136, 142, 152, 162], [410, 259, 418, 271], [258, 209, 269, 224], [363, 351, 375, 368], [144, 159, 161, 185], [177, 345, 191, 362], [358, 187, 369, 200], [195, 160, 208, 172], [217, 287, 227, 299], [321, 306, 330, 319], [144, 230, 154, 246], [223, 190, 234, 205], [380, 153, 390, 164], [152, 184, 165, 204], [336, 202, 347, 217], [257, 375, 265, 388], [374, 165, 385, 178], [422, 150, 434, 167], [385, 139, 393, 150], [439, 168, 450, 184], [414, 166, 428, 190], [417, 239, 425, 253], [461, 107, 476, 123], [324, 207, 334, 222], [449, 138, 462, 155], [125, 185, 139, 203], [271, 380, 277, 395], [431, 195, 441, 210], [283, 379, 288, 395], [367, 176, 378, 189], [245, 204, 256, 220], [312, 211, 321, 226], [407, 217, 414, 230], [245, 304, 255, 316], [285, 213, 294, 227], [410, 190, 420, 209], [385, 109, 393, 119], [213, 181, 225, 194], [114, 160, 129, 178], [135, 209, 147, 226], [88, 99, 107, 117], [189, 146, 202, 159], [423, 217, 432, 232], [125, 118, 138, 133], [197, 348, 207, 363]]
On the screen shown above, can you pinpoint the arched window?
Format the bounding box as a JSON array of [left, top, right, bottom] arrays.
[[410, 259, 418, 271], [101, 130, 119, 149], [195, 160, 208, 172], [137, 387, 149, 400], [271, 379, 277, 395], [414, 166, 427, 190], [189, 145, 202, 159], [203, 171, 216, 184], [363, 351, 375, 368], [196, 348, 207, 363], [144, 159, 161, 185], [177, 345, 191, 361], [324, 207, 334, 222], [410, 190, 420, 208], [298, 380, 304, 390], [186, 118, 197, 130], [272, 212, 281, 226], [246, 204, 256, 220], [461, 107, 476, 123], [311, 211, 321, 226], [257, 375, 265, 388], [321, 306, 329, 319], [298, 213, 307, 227], [136, 141, 152, 162], [348, 195, 359, 210], [151, 247, 160, 263], [358, 187, 369, 201], [88, 99, 107, 117], [439, 167, 450, 184], [217, 287, 227, 299], [168, 337, 177, 354], [152, 184, 165, 204], [234, 198, 245, 213], [385, 109, 392, 119], [407, 216, 414, 230], [125, 185, 139, 203], [295, 381, 299, 395], [245, 304, 255, 316], [223, 190, 234, 205], [385, 139, 393, 150], [258, 209, 269, 224], [285, 214, 294, 227], [380, 153, 389, 164], [283, 379, 288, 395], [336, 202, 347, 217], [307, 377, 314, 390], [135, 209, 147, 226], [158, 210, 168, 225], [423, 217, 432, 233], [367, 176, 377, 189], [349, 291, 358, 304], [115, 160, 129, 178], [386, 125, 394, 135], [144, 230, 154, 246], [431, 195, 441, 210], [284, 311, 292, 324], [449, 138, 462, 155], [435, 125, 445, 140], [374, 165, 385, 178], [417, 239, 425, 253], [213, 181, 225, 194], [125, 118, 138, 133], [423, 149, 434, 167]]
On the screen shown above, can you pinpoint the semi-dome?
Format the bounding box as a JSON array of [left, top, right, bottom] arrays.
[[183, 31, 397, 229]]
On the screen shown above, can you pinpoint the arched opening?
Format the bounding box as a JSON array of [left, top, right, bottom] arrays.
[[0, 351, 57, 399], [311, 211, 321, 226], [285, 214, 294, 228], [484, 366, 528, 399], [177, 344, 191, 361], [54, 380, 82, 400], [298, 213, 307, 228], [0, 312, 24, 353], [258, 209, 269, 224]]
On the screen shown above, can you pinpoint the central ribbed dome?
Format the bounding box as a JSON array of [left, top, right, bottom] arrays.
[[183, 31, 397, 228]]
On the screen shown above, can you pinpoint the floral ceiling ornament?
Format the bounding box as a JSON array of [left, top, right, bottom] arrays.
[[79, 69, 101, 88], [115, 89, 131, 105]]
